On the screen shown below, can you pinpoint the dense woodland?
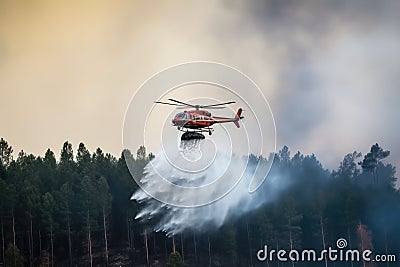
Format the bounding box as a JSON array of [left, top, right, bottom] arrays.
[[0, 137, 399, 267]]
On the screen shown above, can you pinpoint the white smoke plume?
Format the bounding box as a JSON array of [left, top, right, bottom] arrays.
[[131, 139, 289, 235]]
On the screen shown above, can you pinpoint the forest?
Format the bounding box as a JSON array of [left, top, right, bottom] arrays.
[[0, 137, 399, 267]]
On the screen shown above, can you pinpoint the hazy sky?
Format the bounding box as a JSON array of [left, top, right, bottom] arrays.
[[1, 0, 400, 172]]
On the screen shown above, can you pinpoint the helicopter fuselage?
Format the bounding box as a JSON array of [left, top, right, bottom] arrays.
[[172, 110, 214, 129], [154, 99, 243, 136]]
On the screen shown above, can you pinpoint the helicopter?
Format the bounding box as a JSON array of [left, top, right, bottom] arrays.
[[155, 98, 244, 140]]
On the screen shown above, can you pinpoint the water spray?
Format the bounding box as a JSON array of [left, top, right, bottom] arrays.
[[123, 62, 277, 235]]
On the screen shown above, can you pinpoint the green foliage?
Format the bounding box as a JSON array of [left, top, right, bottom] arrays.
[[136, 145, 147, 161], [77, 143, 91, 167], [41, 192, 57, 232], [359, 143, 390, 171], [0, 138, 399, 267], [336, 151, 362, 179], [166, 251, 184, 267], [60, 141, 74, 163], [5, 244, 24, 267], [0, 137, 13, 168]]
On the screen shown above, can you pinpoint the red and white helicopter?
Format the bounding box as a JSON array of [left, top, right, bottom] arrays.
[[155, 98, 244, 140]]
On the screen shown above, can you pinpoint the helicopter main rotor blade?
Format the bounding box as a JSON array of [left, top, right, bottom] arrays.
[[175, 106, 226, 109], [158, 99, 236, 110], [202, 106, 227, 109], [200, 101, 236, 108], [154, 101, 186, 107], [168, 98, 197, 108]]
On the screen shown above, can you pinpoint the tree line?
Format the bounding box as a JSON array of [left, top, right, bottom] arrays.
[[0, 138, 399, 267]]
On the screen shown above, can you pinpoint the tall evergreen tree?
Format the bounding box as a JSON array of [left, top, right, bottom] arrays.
[[359, 143, 390, 184]]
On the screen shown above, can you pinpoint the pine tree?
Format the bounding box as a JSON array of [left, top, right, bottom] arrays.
[[5, 244, 24, 267], [166, 251, 184, 267]]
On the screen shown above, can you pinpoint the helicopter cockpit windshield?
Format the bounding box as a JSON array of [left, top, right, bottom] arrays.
[[174, 112, 187, 120]]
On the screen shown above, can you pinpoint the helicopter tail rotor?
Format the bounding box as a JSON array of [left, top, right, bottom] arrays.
[[233, 108, 243, 128]]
